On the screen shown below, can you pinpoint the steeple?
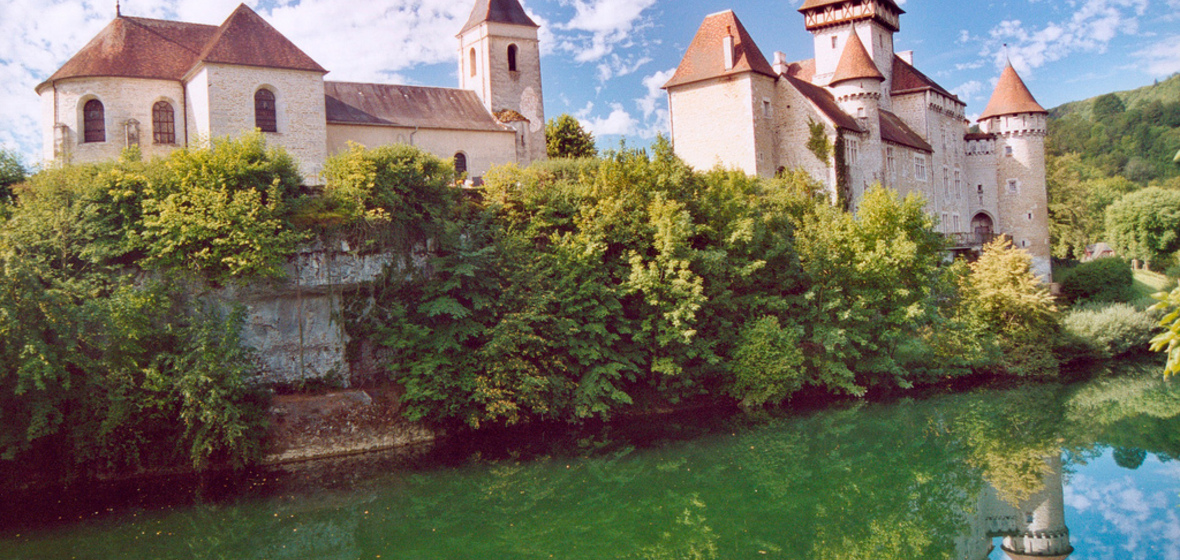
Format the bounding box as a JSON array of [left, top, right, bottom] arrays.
[[830, 28, 884, 85], [980, 63, 1046, 120], [460, 0, 538, 34]]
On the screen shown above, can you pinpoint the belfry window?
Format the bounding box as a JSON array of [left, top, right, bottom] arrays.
[[470, 48, 477, 77], [152, 101, 175, 144], [255, 89, 277, 133], [83, 99, 105, 143], [507, 44, 518, 72]]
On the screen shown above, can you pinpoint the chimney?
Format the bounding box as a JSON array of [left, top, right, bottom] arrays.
[[723, 26, 735, 70], [897, 50, 914, 65], [773, 51, 788, 75]]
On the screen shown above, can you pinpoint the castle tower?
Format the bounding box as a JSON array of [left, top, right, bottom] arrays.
[[1001, 454, 1074, 559], [798, 0, 902, 108], [978, 63, 1051, 280], [828, 28, 884, 207], [457, 0, 546, 164]]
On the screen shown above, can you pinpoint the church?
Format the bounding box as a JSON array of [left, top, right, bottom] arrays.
[[35, 0, 546, 183], [664, 0, 1052, 278]]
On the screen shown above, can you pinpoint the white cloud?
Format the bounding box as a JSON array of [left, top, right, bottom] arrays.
[[1064, 471, 1180, 559], [951, 80, 985, 101], [1134, 36, 1180, 76], [577, 101, 637, 136], [559, 0, 657, 63], [982, 0, 1148, 74], [595, 54, 652, 82], [634, 67, 674, 139]]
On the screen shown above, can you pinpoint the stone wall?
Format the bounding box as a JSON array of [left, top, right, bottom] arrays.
[[669, 75, 760, 175], [325, 124, 517, 181]]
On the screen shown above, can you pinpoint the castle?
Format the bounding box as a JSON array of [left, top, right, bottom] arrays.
[[35, 0, 546, 183], [664, 0, 1051, 278]]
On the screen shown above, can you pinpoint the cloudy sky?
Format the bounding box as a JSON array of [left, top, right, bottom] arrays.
[[2, 0, 1179, 164]]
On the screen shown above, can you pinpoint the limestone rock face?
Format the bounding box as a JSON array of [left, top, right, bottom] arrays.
[[222, 244, 397, 386]]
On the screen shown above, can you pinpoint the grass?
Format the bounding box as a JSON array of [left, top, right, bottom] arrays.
[[1132, 268, 1174, 303]]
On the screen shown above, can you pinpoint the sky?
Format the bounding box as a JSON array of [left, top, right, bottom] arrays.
[[2, 0, 1179, 165]]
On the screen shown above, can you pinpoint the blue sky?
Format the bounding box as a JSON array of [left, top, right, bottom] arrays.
[[2, 0, 1179, 164]]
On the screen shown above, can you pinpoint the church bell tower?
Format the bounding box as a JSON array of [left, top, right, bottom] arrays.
[[458, 0, 546, 164]]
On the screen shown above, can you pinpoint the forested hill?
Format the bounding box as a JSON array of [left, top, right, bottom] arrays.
[[1047, 73, 1180, 185], [1044, 73, 1180, 261]]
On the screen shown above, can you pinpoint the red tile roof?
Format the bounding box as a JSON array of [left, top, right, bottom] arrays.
[[830, 31, 884, 85], [324, 82, 511, 132], [460, 0, 538, 34], [979, 64, 1047, 120], [880, 110, 932, 152], [891, 55, 960, 103], [783, 75, 862, 133], [663, 11, 776, 89], [37, 16, 217, 92], [197, 4, 325, 73], [37, 4, 324, 93]]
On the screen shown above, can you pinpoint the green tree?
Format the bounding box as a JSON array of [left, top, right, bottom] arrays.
[[0, 148, 26, 202], [1092, 93, 1126, 121], [545, 114, 597, 159], [1104, 187, 1180, 268]]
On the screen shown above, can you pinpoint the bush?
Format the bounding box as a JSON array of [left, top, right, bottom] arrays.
[[729, 316, 805, 407], [1062, 302, 1158, 358], [1059, 257, 1133, 304]]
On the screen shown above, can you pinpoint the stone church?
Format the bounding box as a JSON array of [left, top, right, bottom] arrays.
[[664, 0, 1051, 278], [36, 0, 546, 183]]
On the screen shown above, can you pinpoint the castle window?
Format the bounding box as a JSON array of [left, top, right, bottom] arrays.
[[857, 107, 865, 118], [254, 89, 277, 133], [915, 155, 927, 181], [954, 170, 961, 197], [846, 139, 858, 164], [941, 213, 949, 233], [832, 36, 838, 49], [470, 48, 477, 77], [886, 147, 895, 175], [83, 99, 105, 143], [454, 152, 468, 175], [763, 99, 772, 118], [953, 214, 960, 233], [1007, 179, 1019, 194], [152, 101, 175, 144], [943, 167, 949, 196], [507, 44, 518, 72], [977, 184, 983, 194], [1005, 145, 1013, 157]]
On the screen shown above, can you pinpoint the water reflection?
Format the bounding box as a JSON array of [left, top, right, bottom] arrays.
[[2, 362, 1179, 559]]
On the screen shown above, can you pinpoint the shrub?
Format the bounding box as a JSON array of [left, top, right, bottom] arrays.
[[1058, 258, 1133, 304], [729, 316, 805, 407], [1062, 302, 1158, 358]]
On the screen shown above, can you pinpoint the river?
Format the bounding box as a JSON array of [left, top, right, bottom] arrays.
[[3, 361, 1179, 559]]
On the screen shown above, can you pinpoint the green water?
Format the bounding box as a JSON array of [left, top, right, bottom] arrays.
[[5, 363, 1180, 559]]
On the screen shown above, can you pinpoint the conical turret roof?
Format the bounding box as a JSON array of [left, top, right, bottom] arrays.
[[662, 10, 776, 89], [979, 63, 1046, 120], [830, 30, 884, 85], [460, 0, 538, 34]]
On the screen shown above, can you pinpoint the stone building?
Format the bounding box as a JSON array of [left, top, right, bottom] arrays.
[[35, 0, 545, 182], [664, 0, 1051, 278]]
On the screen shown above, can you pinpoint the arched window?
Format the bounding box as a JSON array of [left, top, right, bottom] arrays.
[[453, 152, 468, 175], [255, 89, 277, 132], [469, 48, 477, 77], [507, 44, 518, 72], [83, 99, 105, 143], [152, 101, 175, 144]]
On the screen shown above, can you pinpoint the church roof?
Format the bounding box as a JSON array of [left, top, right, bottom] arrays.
[[891, 55, 959, 102], [37, 4, 324, 93], [830, 31, 884, 85], [979, 63, 1047, 120], [798, 0, 904, 14], [880, 109, 932, 152], [37, 16, 217, 91], [782, 75, 863, 133], [663, 10, 777, 89], [460, 0, 538, 34], [324, 82, 512, 132], [197, 4, 326, 74]]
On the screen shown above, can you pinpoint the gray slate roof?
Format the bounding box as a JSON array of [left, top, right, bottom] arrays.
[[324, 82, 512, 132]]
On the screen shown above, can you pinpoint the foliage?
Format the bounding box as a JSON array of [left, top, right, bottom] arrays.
[[545, 114, 597, 159], [0, 148, 26, 203], [1104, 187, 1180, 268], [1046, 153, 1136, 259], [1062, 302, 1158, 359], [1149, 286, 1180, 376], [806, 118, 832, 165], [1058, 257, 1133, 304], [729, 316, 805, 407]]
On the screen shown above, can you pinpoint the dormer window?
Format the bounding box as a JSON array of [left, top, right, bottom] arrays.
[[507, 44, 518, 72], [255, 89, 277, 133], [83, 99, 105, 143]]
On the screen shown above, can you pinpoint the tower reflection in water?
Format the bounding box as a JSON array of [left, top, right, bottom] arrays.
[[958, 453, 1072, 560]]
